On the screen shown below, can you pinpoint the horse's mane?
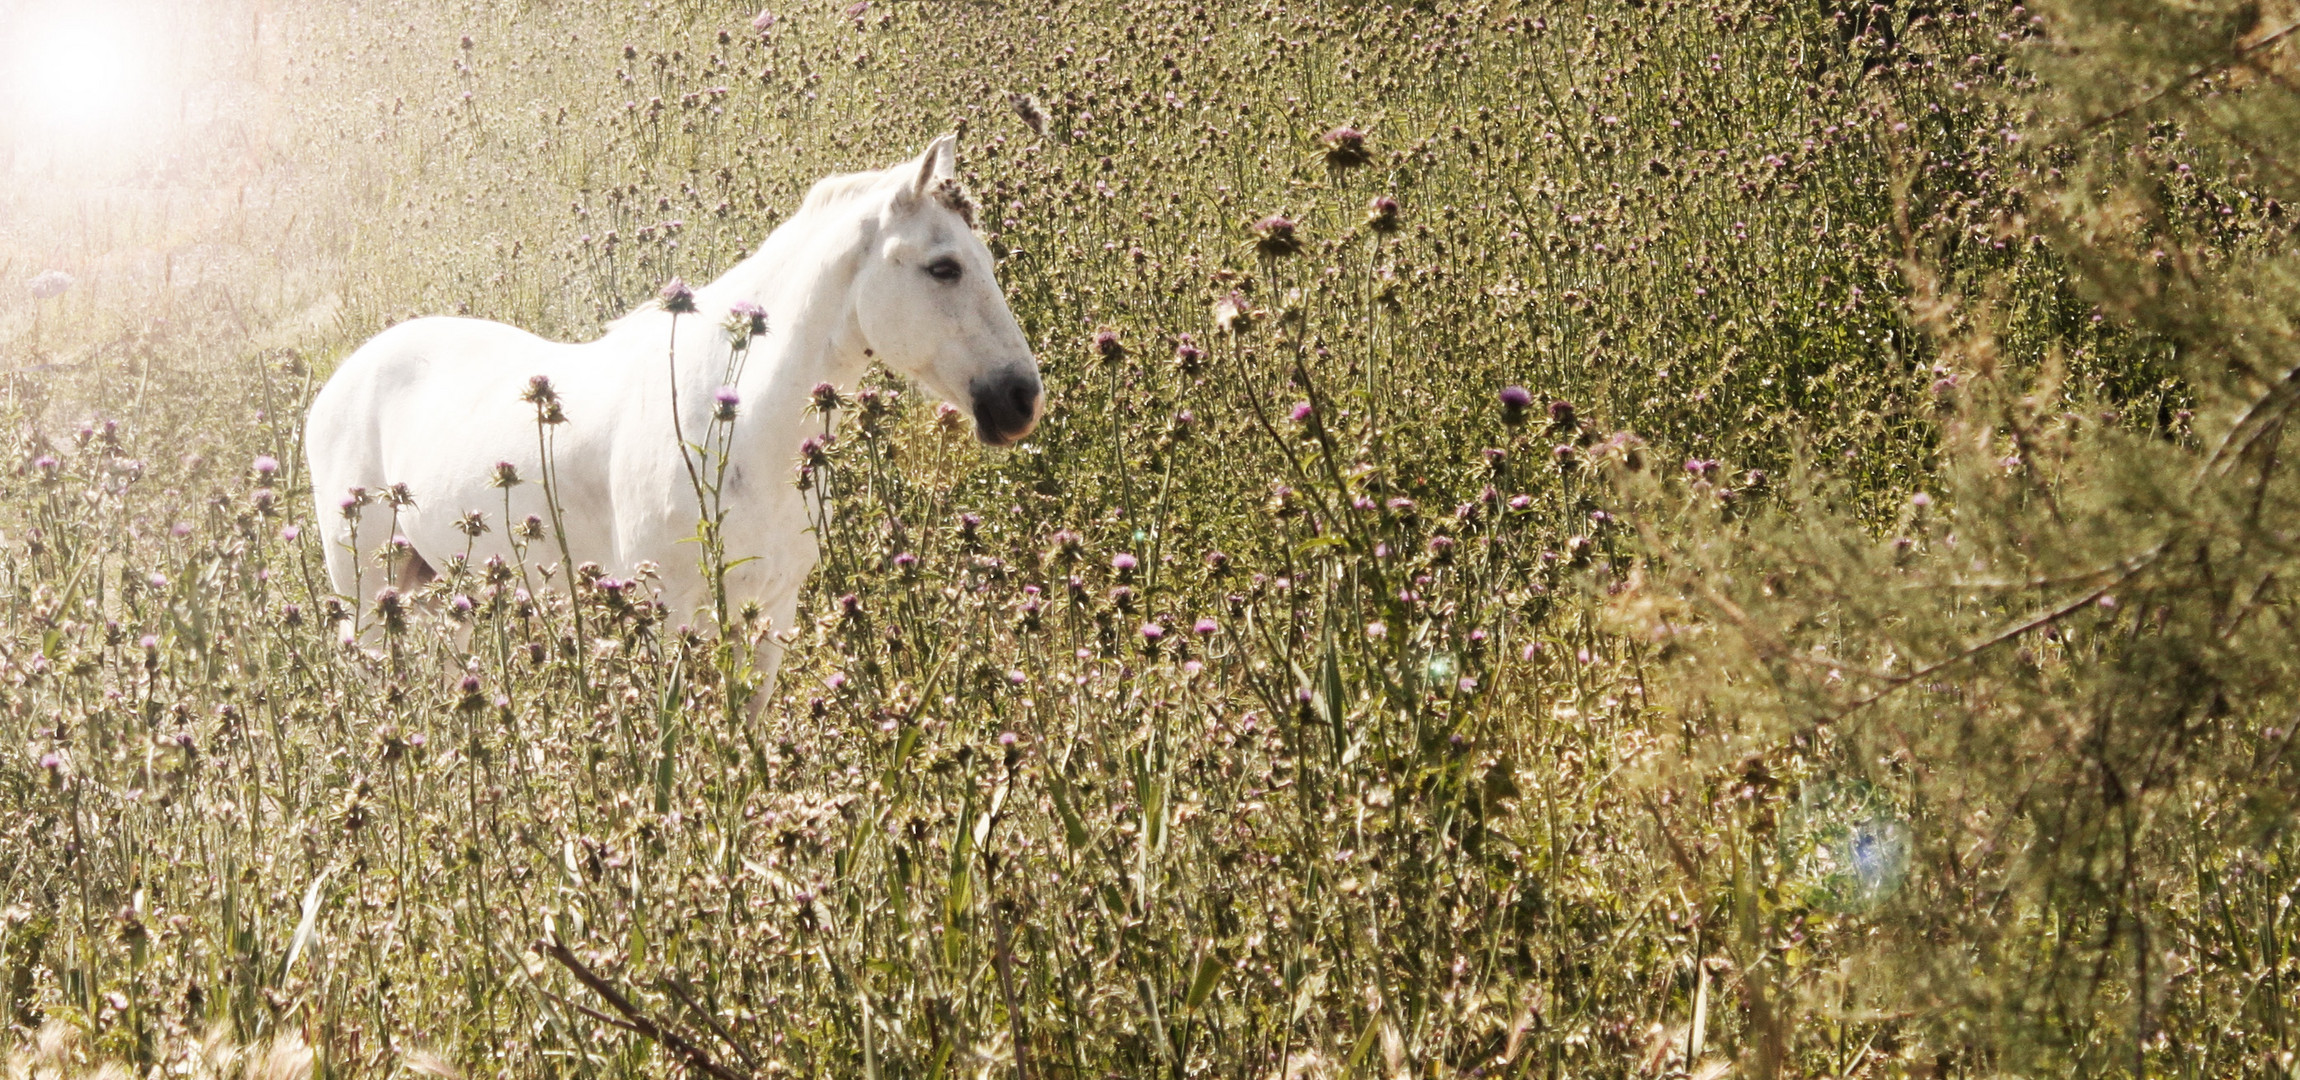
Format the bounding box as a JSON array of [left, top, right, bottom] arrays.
[[601, 162, 974, 334]]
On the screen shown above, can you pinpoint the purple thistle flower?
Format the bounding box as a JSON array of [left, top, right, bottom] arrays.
[[1500, 385, 1532, 425], [751, 8, 777, 32], [713, 385, 741, 422], [1253, 214, 1301, 258], [658, 277, 697, 314], [1366, 195, 1401, 233], [1111, 552, 1139, 574], [1322, 126, 1370, 169], [1140, 622, 1165, 642], [729, 299, 768, 336], [1289, 401, 1314, 423], [252, 455, 280, 477], [1173, 334, 1205, 372], [1193, 616, 1219, 636], [1092, 328, 1125, 361]]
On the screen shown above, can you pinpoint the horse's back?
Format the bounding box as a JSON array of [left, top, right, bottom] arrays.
[[308, 317, 546, 481]]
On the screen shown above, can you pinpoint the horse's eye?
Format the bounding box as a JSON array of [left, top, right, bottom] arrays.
[[925, 257, 963, 282]]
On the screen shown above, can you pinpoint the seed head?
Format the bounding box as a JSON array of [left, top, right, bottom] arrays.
[[1213, 291, 1256, 335]]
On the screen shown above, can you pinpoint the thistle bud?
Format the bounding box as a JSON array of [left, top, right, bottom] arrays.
[[1252, 215, 1301, 258]]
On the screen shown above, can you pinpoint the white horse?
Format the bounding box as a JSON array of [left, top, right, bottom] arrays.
[[303, 135, 1041, 686]]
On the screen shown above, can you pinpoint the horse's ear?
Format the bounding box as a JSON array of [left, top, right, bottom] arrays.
[[910, 133, 958, 197]]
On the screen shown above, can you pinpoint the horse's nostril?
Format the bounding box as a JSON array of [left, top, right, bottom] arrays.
[[971, 371, 1041, 444]]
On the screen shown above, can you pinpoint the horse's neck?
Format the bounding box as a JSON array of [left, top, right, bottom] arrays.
[[705, 199, 876, 472]]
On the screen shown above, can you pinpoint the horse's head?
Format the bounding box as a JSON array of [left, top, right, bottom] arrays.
[[850, 134, 1042, 446]]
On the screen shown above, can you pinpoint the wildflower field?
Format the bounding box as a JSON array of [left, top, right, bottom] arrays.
[[3, 1, 2298, 1077]]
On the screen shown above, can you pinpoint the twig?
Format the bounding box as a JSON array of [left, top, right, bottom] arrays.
[[536, 938, 750, 1080], [659, 976, 763, 1072], [1817, 545, 2163, 722]]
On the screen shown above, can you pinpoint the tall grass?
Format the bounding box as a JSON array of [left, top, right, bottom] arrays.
[[0, 1, 2291, 1078]]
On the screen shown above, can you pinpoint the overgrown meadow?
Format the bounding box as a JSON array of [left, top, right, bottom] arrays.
[[3, 2, 2296, 1079]]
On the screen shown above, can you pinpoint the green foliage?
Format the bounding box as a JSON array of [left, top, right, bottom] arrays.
[[1619, 0, 2300, 1074], [0, 1, 2290, 1079]]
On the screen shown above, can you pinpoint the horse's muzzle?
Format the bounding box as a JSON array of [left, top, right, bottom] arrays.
[[970, 369, 1042, 446]]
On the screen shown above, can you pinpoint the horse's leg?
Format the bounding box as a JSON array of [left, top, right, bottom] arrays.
[[741, 585, 805, 718], [394, 550, 438, 592]]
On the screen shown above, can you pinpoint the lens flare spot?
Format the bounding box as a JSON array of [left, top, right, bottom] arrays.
[[6, 5, 157, 139]]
